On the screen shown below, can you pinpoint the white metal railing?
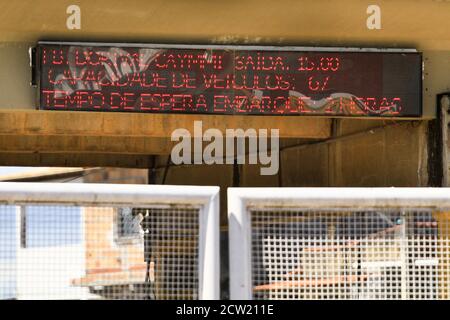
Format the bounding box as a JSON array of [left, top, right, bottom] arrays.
[[228, 188, 450, 300], [0, 182, 220, 300]]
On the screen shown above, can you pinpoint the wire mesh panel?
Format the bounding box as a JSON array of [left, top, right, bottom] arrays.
[[0, 183, 220, 300], [0, 205, 18, 300], [0, 205, 201, 299], [228, 188, 450, 300], [143, 208, 200, 300], [81, 206, 201, 300], [249, 209, 450, 300]]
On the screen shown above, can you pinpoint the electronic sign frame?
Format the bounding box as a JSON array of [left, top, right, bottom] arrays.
[[36, 42, 423, 118]]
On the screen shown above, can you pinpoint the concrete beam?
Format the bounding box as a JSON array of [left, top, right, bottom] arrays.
[[0, 152, 153, 168], [0, 110, 331, 166]]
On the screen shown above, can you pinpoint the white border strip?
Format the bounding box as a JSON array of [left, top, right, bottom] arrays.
[[230, 188, 450, 209], [228, 188, 253, 300], [198, 185, 220, 300], [0, 182, 218, 207]]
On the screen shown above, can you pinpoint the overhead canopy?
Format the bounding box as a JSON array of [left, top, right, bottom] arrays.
[[0, 110, 331, 167]]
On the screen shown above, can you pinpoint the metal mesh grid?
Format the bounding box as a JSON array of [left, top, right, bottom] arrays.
[[0, 204, 200, 300], [250, 209, 450, 300]]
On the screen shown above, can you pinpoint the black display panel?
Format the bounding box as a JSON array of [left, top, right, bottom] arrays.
[[38, 43, 422, 117]]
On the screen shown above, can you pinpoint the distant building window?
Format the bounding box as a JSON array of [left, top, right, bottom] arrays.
[[116, 208, 143, 242]]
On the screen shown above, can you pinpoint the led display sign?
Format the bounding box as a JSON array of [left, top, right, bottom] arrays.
[[38, 42, 422, 117]]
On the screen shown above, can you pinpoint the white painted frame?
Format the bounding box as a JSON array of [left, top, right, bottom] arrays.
[[228, 187, 450, 300], [0, 182, 220, 300]]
